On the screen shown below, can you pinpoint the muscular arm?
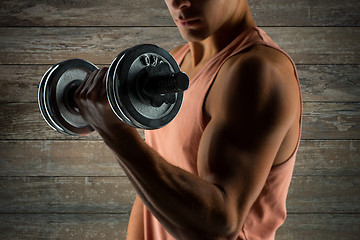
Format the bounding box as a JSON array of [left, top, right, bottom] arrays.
[[76, 51, 300, 239]]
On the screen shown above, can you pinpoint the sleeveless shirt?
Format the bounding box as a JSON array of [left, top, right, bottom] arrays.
[[142, 27, 302, 240]]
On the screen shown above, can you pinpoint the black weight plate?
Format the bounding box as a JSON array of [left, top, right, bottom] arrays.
[[38, 59, 98, 135], [107, 49, 137, 128], [38, 63, 61, 131], [109, 44, 184, 129]]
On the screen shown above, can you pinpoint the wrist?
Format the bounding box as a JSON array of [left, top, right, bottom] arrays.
[[99, 124, 148, 163]]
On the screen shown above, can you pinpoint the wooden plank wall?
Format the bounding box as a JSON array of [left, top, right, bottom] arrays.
[[0, 0, 359, 239]]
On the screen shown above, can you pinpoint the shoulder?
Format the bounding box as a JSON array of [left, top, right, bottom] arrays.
[[220, 44, 298, 101], [206, 45, 300, 124], [220, 45, 296, 89]]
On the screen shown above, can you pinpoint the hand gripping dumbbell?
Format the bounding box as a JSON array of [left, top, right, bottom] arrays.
[[38, 44, 189, 135]]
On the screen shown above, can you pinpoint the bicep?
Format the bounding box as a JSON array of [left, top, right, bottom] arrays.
[[197, 115, 290, 229], [197, 117, 279, 207], [197, 56, 298, 225]]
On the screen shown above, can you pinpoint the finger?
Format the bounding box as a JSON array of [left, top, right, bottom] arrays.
[[101, 67, 108, 94], [75, 68, 99, 98], [87, 67, 108, 100], [89, 67, 108, 92], [100, 67, 110, 103]]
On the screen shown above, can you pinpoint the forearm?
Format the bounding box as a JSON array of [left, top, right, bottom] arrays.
[[111, 139, 234, 239]]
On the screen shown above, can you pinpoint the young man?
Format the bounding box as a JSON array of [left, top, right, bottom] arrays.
[[75, 0, 302, 239]]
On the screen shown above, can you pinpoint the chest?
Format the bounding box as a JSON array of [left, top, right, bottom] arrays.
[[179, 53, 213, 81]]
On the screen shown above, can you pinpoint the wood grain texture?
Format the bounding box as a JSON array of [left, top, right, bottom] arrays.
[[0, 140, 359, 177], [1, 64, 359, 103], [0, 0, 359, 27], [294, 140, 360, 176], [287, 176, 360, 213], [0, 213, 359, 240], [249, 0, 360, 27], [0, 214, 130, 240], [276, 214, 360, 240], [0, 27, 359, 65], [301, 102, 360, 140], [0, 27, 184, 65], [0, 176, 359, 214], [0, 102, 358, 140], [0, 177, 135, 214], [0, 0, 172, 27], [297, 65, 360, 102], [0, 140, 123, 177]]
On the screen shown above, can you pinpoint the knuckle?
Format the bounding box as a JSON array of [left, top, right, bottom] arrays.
[[85, 89, 95, 100], [79, 88, 87, 99]]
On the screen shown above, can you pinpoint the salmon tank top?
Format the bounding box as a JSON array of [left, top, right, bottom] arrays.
[[142, 27, 302, 240]]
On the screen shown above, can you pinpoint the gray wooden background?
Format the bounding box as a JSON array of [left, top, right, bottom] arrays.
[[0, 0, 359, 239]]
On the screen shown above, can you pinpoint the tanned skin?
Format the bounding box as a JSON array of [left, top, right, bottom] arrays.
[[74, 0, 301, 239]]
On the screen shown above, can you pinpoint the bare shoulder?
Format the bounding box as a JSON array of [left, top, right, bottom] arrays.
[[220, 45, 297, 91], [205, 44, 301, 130], [210, 45, 299, 110]]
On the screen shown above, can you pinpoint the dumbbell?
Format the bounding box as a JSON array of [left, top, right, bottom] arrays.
[[38, 44, 189, 135]]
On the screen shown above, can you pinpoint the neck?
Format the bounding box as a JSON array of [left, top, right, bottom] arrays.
[[188, 2, 256, 66]]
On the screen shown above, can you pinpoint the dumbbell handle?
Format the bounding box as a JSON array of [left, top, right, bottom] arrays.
[[144, 71, 189, 94], [138, 63, 189, 107]]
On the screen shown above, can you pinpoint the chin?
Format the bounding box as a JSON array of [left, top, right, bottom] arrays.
[[179, 29, 210, 43]]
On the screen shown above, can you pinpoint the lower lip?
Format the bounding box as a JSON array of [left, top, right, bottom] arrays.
[[178, 19, 201, 28]]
